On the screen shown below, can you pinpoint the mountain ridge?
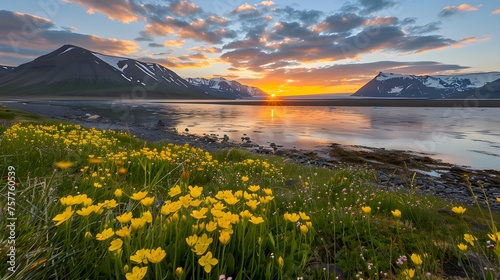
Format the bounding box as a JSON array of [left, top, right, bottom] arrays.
[[186, 77, 268, 99], [0, 45, 268, 99], [353, 71, 500, 98]]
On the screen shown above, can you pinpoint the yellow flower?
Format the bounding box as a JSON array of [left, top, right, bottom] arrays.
[[194, 242, 210, 255], [239, 210, 253, 220], [99, 199, 118, 209], [130, 191, 148, 201], [249, 216, 264, 225], [464, 234, 477, 246], [131, 218, 147, 230], [206, 221, 218, 232], [457, 243, 468, 251], [116, 226, 132, 238], [115, 189, 123, 198], [300, 224, 309, 234], [55, 161, 74, 169], [224, 196, 239, 205], [186, 234, 198, 247], [488, 232, 500, 242], [241, 175, 249, 182], [130, 248, 150, 264], [118, 167, 128, 175], [125, 266, 148, 280], [189, 185, 203, 198], [219, 231, 231, 245], [76, 205, 96, 216], [402, 268, 415, 279], [179, 194, 192, 208], [410, 253, 423, 265], [168, 185, 182, 197], [52, 206, 74, 226], [96, 228, 115, 241], [191, 208, 208, 219], [284, 212, 300, 223], [497, 197, 500, 203], [175, 267, 183, 277], [116, 212, 133, 223], [299, 212, 310, 220], [84, 231, 93, 239], [147, 247, 166, 263], [278, 256, 284, 269], [248, 185, 260, 192], [88, 157, 102, 164], [361, 206, 371, 214], [246, 199, 260, 211], [109, 238, 123, 252], [161, 201, 181, 215], [391, 209, 401, 219], [263, 188, 273, 195], [142, 211, 153, 223], [451, 206, 466, 215], [198, 251, 218, 273], [141, 196, 155, 207]]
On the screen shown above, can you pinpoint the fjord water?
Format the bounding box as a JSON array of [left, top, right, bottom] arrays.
[[50, 100, 500, 170], [137, 102, 498, 170]]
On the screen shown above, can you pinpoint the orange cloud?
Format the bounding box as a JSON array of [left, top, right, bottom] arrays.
[[492, 9, 500, 14], [235, 3, 256, 12], [144, 23, 175, 36], [364, 16, 398, 26], [62, 0, 139, 23], [170, 0, 201, 16], [163, 39, 185, 47], [260, 1, 276, 6]]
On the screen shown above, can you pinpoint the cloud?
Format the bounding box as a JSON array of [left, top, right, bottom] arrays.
[[137, 52, 219, 69], [234, 3, 257, 13], [492, 9, 500, 14], [364, 16, 399, 26], [168, 0, 201, 16], [162, 39, 185, 47], [276, 6, 323, 25], [357, 0, 397, 15], [406, 21, 441, 34], [62, 0, 141, 23], [0, 10, 138, 66], [313, 13, 366, 34], [439, 4, 482, 18], [260, 1, 276, 7], [189, 46, 221, 54]]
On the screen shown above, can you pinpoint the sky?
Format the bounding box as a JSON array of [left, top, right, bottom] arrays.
[[1, 0, 499, 96]]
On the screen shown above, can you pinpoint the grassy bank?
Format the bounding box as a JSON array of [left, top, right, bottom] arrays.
[[0, 107, 499, 279]]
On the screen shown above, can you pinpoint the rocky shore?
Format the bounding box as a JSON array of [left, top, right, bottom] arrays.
[[3, 101, 499, 211]]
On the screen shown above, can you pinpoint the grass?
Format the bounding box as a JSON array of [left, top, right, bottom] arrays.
[[0, 113, 499, 279]]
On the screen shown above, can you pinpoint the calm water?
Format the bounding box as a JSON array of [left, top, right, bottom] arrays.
[[59, 100, 500, 170]]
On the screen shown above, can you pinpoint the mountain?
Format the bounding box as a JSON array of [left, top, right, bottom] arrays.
[[0, 66, 15, 78], [0, 45, 212, 99], [186, 77, 268, 99], [458, 77, 500, 98], [353, 72, 500, 99]]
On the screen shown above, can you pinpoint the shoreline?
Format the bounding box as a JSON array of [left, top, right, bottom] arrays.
[[2, 100, 499, 210], [3, 97, 500, 107]]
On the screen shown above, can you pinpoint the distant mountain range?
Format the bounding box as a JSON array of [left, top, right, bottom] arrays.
[[353, 72, 500, 98], [0, 45, 269, 99], [186, 77, 267, 99]]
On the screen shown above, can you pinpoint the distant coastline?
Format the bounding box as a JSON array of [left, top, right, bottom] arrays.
[[154, 98, 500, 107], [3, 97, 500, 107]]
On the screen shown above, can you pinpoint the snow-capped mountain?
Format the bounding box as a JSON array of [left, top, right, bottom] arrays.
[[0, 66, 15, 78], [186, 77, 268, 99], [0, 45, 211, 99], [353, 72, 500, 98]]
